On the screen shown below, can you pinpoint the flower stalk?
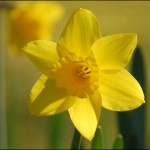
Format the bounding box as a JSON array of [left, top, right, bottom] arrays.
[[71, 128, 82, 150], [0, 2, 8, 149]]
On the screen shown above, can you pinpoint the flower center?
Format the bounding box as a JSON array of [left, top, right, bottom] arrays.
[[77, 65, 91, 78], [51, 53, 99, 98]]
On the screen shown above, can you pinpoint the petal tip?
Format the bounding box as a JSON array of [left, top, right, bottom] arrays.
[[130, 33, 137, 41], [126, 33, 137, 45], [77, 8, 91, 12], [22, 40, 39, 53], [142, 99, 145, 104], [81, 130, 95, 141]]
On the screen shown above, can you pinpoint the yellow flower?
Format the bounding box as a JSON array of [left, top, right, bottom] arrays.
[[23, 9, 145, 140], [9, 1, 64, 55]]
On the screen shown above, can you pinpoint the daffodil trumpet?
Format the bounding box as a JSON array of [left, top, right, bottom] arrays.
[[23, 8, 145, 141]]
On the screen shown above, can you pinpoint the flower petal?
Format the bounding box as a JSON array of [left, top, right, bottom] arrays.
[[23, 40, 59, 78], [58, 8, 101, 57], [68, 91, 102, 140], [92, 34, 137, 73], [29, 74, 75, 116], [99, 69, 145, 111]]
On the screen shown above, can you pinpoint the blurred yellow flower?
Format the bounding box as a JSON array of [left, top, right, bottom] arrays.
[[9, 1, 64, 55], [23, 9, 145, 140]]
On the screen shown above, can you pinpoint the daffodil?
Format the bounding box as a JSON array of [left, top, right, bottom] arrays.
[[23, 8, 145, 141], [9, 1, 64, 55]]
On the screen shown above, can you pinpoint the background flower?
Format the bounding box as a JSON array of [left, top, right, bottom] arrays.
[[8, 1, 64, 55]]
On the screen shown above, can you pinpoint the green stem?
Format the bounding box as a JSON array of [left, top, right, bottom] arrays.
[[0, 3, 14, 149], [0, 4, 7, 149], [71, 128, 82, 150]]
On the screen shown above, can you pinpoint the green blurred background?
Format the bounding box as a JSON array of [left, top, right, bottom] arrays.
[[0, 1, 150, 149]]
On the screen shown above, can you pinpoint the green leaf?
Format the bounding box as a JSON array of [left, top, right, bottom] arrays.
[[48, 112, 67, 149], [91, 126, 104, 149], [112, 134, 124, 149], [118, 46, 145, 149], [130, 46, 145, 148]]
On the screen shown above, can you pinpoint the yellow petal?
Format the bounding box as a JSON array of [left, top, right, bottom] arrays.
[[92, 34, 137, 73], [99, 69, 145, 111], [58, 8, 101, 57], [23, 40, 59, 78], [68, 91, 102, 140], [29, 74, 75, 116]]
